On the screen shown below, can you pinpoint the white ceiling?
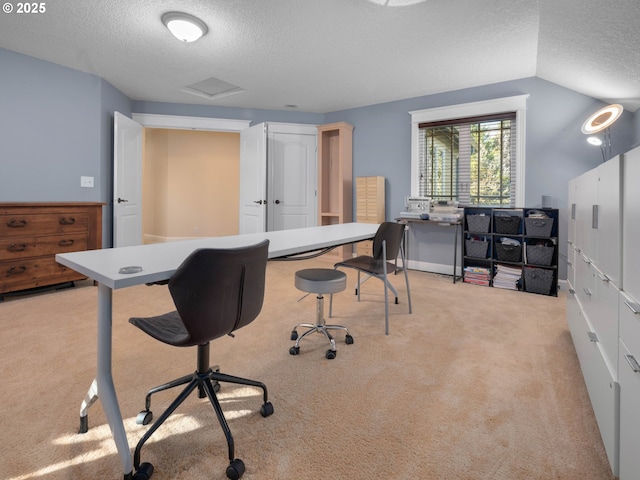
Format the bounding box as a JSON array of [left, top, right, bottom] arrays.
[[1, 0, 639, 113]]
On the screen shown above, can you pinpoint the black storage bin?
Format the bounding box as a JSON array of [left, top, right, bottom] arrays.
[[465, 239, 489, 258], [495, 243, 522, 262], [525, 217, 554, 237], [523, 267, 554, 295], [526, 244, 554, 266], [494, 215, 521, 234], [466, 214, 490, 233]]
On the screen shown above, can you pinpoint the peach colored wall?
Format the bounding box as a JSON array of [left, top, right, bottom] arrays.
[[143, 129, 240, 240]]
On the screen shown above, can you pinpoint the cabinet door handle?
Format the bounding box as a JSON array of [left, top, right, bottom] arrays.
[[582, 254, 591, 264], [587, 331, 598, 342], [583, 288, 592, 297], [59, 217, 76, 225], [7, 243, 27, 252], [569, 288, 576, 294], [7, 265, 27, 275], [592, 205, 599, 229], [6, 219, 27, 228], [624, 354, 640, 373], [597, 273, 610, 282], [566, 260, 573, 267], [624, 301, 640, 314]]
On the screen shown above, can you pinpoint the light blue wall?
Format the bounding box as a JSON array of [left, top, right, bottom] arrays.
[[2, 48, 638, 277], [0, 48, 103, 202], [325, 77, 637, 279]]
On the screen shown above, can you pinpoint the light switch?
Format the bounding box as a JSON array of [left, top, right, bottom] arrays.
[[81, 176, 94, 188]]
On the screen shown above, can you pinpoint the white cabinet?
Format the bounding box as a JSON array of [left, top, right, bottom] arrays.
[[618, 291, 640, 480], [619, 146, 640, 480], [572, 156, 621, 286], [596, 156, 622, 286], [623, 146, 640, 301], [567, 291, 620, 475]]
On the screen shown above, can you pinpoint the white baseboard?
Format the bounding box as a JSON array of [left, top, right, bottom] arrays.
[[143, 234, 203, 244]]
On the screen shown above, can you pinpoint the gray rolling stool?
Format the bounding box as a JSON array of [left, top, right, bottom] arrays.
[[289, 268, 352, 359]]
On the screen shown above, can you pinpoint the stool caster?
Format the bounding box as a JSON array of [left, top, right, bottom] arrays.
[[289, 346, 300, 355]]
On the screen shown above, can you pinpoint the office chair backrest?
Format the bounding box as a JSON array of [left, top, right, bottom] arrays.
[[372, 222, 405, 260], [167, 240, 269, 346]]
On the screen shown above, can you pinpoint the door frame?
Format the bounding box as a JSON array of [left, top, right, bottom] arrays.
[[129, 113, 251, 242]]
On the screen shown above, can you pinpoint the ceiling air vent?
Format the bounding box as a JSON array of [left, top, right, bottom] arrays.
[[181, 76, 244, 100]]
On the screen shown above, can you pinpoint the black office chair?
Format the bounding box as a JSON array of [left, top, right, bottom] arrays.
[[329, 222, 412, 335], [128, 240, 273, 480]]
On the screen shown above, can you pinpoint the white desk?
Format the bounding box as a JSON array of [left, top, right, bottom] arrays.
[[56, 222, 378, 479]]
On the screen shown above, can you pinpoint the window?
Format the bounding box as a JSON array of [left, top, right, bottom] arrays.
[[410, 95, 528, 207]]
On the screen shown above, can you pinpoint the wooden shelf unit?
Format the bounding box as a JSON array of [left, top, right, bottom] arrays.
[[355, 176, 385, 256], [317, 122, 353, 259]]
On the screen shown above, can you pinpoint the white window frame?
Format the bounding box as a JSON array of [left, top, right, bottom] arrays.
[[410, 94, 529, 207]]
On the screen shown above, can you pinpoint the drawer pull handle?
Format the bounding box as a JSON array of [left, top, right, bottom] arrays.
[[58, 239, 75, 247], [59, 217, 76, 225], [624, 354, 640, 373], [624, 301, 640, 315], [597, 273, 610, 282], [566, 261, 573, 267], [7, 219, 27, 228], [582, 254, 591, 264], [7, 265, 27, 275], [7, 243, 27, 252], [583, 288, 592, 297]]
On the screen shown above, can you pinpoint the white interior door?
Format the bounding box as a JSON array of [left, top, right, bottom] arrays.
[[239, 123, 267, 234], [113, 112, 143, 247], [268, 127, 317, 231]]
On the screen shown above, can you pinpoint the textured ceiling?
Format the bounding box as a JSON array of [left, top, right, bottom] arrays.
[[0, 0, 639, 113]]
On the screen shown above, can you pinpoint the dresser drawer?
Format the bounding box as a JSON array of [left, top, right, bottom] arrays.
[[0, 256, 85, 293], [0, 234, 88, 261], [0, 212, 89, 237]]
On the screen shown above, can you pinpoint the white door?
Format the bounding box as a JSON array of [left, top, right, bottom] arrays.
[[267, 128, 317, 231], [239, 123, 267, 234], [113, 112, 143, 247]]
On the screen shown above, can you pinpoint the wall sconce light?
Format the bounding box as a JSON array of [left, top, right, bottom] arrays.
[[581, 103, 623, 162], [162, 12, 208, 42]]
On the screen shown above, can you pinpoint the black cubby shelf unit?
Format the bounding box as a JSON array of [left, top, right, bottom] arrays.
[[462, 207, 559, 296]]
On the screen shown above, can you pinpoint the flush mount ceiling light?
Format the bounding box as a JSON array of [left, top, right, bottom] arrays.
[[581, 103, 624, 134], [162, 12, 208, 42]]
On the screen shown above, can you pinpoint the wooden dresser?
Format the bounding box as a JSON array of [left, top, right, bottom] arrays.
[[0, 202, 104, 298]]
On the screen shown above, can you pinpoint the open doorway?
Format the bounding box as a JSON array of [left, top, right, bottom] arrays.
[[142, 128, 241, 244]]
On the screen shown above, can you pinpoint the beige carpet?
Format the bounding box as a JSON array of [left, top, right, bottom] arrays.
[[0, 257, 614, 480]]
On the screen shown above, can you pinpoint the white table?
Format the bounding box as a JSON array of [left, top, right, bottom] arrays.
[[56, 222, 378, 479]]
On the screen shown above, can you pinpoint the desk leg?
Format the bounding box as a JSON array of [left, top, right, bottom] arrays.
[[452, 224, 459, 284], [79, 284, 133, 479]]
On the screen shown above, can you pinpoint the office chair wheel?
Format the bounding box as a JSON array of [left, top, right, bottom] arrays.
[[260, 401, 274, 417], [136, 410, 153, 425], [326, 349, 336, 359], [133, 462, 154, 480], [289, 346, 300, 355], [226, 458, 245, 479], [395, 297, 399, 304], [213, 380, 221, 393], [345, 334, 354, 345], [290, 330, 298, 341]]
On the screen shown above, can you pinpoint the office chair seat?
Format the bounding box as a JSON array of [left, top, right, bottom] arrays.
[[289, 268, 351, 359], [128, 240, 273, 480]]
